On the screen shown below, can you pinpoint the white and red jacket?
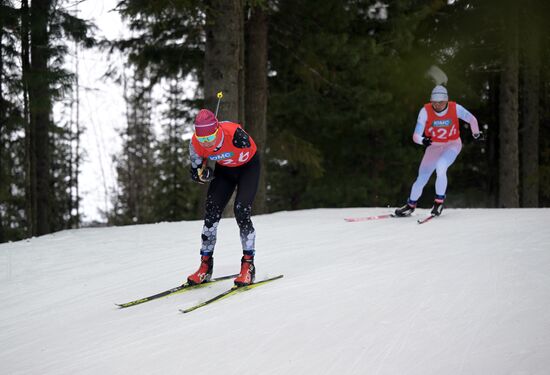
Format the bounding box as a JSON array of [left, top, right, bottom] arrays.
[[413, 102, 479, 145]]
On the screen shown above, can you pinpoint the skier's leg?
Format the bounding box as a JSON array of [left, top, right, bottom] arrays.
[[429, 141, 462, 217], [233, 155, 260, 256], [434, 141, 462, 197], [199, 172, 237, 256], [232, 155, 260, 286], [409, 147, 439, 202]]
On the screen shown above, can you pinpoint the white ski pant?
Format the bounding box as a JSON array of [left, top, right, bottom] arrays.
[[409, 139, 462, 201]]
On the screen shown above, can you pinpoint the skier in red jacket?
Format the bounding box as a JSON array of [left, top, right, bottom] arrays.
[[394, 85, 482, 217], [187, 109, 260, 286]]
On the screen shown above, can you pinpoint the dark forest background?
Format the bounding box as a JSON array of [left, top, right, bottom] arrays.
[[1, 0, 549, 243]]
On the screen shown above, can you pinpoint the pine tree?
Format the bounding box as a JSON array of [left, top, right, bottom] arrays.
[[153, 77, 199, 221], [114, 0, 204, 86], [1, 0, 95, 241], [114, 0, 205, 221], [0, 0, 27, 241], [111, 72, 157, 225]]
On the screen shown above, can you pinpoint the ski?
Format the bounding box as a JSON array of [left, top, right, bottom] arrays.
[[417, 214, 436, 224], [345, 214, 394, 222], [180, 274, 284, 314], [116, 273, 238, 309], [344, 213, 417, 222]]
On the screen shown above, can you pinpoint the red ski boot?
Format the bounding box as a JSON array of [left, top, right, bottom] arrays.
[[187, 255, 213, 285], [234, 255, 255, 287]]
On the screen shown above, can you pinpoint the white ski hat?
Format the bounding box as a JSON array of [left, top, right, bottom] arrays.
[[430, 85, 448, 101]]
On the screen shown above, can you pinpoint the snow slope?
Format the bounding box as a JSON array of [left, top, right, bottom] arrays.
[[1, 208, 550, 375]]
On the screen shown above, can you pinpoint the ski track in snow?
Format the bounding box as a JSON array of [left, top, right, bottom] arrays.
[[1, 208, 550, 375]]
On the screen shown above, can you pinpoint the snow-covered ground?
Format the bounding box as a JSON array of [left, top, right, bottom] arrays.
[[1, 208, 550, 375]]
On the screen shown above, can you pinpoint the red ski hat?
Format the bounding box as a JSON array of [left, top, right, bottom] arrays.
[[194, 109, 219, 136]]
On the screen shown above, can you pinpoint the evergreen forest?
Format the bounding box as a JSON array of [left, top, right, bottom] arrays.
[[1, 0, 549, 242]]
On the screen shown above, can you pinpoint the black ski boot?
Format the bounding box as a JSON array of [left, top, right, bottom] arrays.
[[394, 202, 416, 217], [431, 201, 444, 216]]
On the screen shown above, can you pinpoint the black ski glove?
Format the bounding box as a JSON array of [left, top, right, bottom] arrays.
[[190, 167, 203, 183], [473, 131, 486, 142], [190, 165, 214, 184], [422, 136, 432, 147], [199, 166, 214, 183]]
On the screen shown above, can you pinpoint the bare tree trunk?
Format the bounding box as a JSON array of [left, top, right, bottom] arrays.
[[245, 5, 268, 213], [21, 0, 33, 236], [203, 0, 244, 218], [487, 75, 499, 207], [237, 0, 245, 127], [520, 0, 540, 207], [498, 4, 519, 208], [74, 34, 81, 226], [204, 0, 243, 122], [0, 22, 5, 242], [29, 0, 51, 234]]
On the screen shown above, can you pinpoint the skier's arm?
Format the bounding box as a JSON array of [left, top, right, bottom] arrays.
[[232, 127, 252, 148], [456, 104, 480, 137], [189, 142, 205, 183], [412, 108, 429, 145]]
